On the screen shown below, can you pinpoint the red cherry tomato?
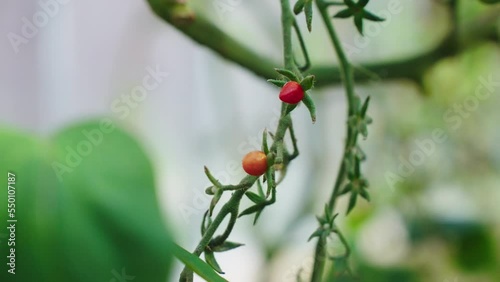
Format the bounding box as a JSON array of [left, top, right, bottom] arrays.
[[242, 151, 268, 176], [279, 81, 305, 104]]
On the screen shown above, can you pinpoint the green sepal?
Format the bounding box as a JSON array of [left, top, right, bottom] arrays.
[[360, 96, 370, 117], [274, 68, 300, 82], [334, 8, 353, 18], [363, 10, 384, 22], [346, 192, 358, 215], [253, 209, 263, 225], [245, 191, 264, 204], [308, 229, 324, 242], [284, 103, 299, 116], [359, 189, 370, 202], [238, 204, 263, 218], [360, 177, 369, 189], [212, 241, 245, 253], [339, 183, 353, 196], [354, 145, 366, 161], [359, 122, 368, 138], [354, 15, 364, 35], [267, 79, 287, 88], [293, 0, 305, 14], [300, 75, 315, 91], [316, 215, 327, 225], [304, 0, 313, 32], [302, 92, 316, 123], [323, 204, 332, 222], [205, 251, 224, 274]]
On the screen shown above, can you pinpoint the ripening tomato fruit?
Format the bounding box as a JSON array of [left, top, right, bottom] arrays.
[[279, 81, 305, 104], [242, 151, 268, 176]]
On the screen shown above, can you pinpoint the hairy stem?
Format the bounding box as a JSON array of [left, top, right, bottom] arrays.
[[209, 211, 239, 248], [310, 0, 359, 280], [281, 0, 300, 73]]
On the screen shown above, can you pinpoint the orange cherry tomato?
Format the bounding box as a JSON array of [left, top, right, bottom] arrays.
[[242, 151, 268, 176]]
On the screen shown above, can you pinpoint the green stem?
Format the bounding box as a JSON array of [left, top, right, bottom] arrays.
[[288, 120, 299, 160], [209, 210, 239, 247], [280, 0, 299, 73], [293, 19, 311, 71], [311, 235, 328, 282], [317, 0, 356, 110], [336, 227, 351, 258], [194, 197, 241, 256], [310, 1, 359, 280]]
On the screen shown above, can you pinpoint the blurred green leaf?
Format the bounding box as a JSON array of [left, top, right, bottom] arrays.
[[0, 120, 173, 282], [171, 244, 227, 281], [447, 223, 496, 271], [355, 263, 418, 282], [455, 225, 498, 271]]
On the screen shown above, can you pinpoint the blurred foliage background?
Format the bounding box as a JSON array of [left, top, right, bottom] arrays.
[[1, 0, 499, 281]]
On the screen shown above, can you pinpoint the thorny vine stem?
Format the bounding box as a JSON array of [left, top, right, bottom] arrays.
[[178, 1, 304, 279]]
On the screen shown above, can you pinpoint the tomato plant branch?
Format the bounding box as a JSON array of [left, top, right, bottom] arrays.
[[179, 116, 300, 281], [197, 201, 239, 257], [177, 0, 314, 279], [209, 211, 238, 247]]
